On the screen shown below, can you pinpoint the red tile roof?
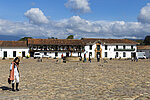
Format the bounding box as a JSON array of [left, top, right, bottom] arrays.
[[137, 45, 150, 50], [28, 39, 85, 46], [0, 41, 27, 47], [82, 38, 138, 44]]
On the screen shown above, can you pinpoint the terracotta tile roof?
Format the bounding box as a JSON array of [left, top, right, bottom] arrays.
[[0, 41, 27, 47], [82, 38, 138, 45], [137, 45, 150, 50], [28, 39, 85, 46]]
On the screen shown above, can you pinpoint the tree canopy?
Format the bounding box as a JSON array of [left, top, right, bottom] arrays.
[[48, 37, 57, 39], [144, 36, 150, 45], [134, 39, 144, 45], [66, 35, 74, 39], [19, 37, 33, 41]]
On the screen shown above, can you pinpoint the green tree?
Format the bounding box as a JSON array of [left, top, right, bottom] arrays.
[[135, 39, 144, 45], [144, 36, 150, 45], [48, 37, 57, 39], [66, 35, 74, 39], [19, 37, 33, 41]]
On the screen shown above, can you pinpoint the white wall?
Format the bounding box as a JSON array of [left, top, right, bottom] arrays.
[[85, 43, 137, 59], [39, 51, 84, 58], [101, 45, 137, 59], [0, 47, 29, 58], [84, 44, 96, 58]]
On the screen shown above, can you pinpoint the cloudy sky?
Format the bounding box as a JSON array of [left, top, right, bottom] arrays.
[[0, 0, 150, 40]]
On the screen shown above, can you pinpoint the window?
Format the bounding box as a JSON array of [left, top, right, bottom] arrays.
[[89, 45, 92, 50], [62, 46, 65, 50], [55, 52, 58, 57], [33, 46, 36, 50], [105, 52, 107, 57], [123, 45, 126, 49], [66, 52, 69, 57], [55, 45, 58, 50], [116, 45, 118, 49], [131, 45, 133, 49], [4, 51, 7, 57], [44, 52, 47, 55], [78, 46, 81, 50], [116, 52, 118, 57], [35, 53, 40, 55], [22, 51, 25, 57], [97, 45, 100, 51], [39, 46, 43, 50], [67, 46, 69, 50], [13, 51, 16, 57], [123, 52, 126, 57], [105, 45, 108, 50]]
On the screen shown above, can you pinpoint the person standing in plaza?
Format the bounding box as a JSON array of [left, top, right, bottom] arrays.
[[89, 54, 91, 63], [84, 53, 86, 62], [61, 53, 63, 59], [9, 57, 20, 91]]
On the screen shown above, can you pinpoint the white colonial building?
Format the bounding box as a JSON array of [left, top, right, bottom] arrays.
[[27, 39, 85, 58], [137, 45, 150, 58], [0, 41, 29, 58], [82, 38, 138, 59], [0, 38, 139, 59]]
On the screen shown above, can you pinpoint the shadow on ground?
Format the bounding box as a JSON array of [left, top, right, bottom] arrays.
[[0, 86, 11, 91]]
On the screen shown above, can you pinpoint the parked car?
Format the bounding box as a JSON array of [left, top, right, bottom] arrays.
[[136, 52, 147, 59], [42, 55, 51, 58], [34, 52, 42, 59]]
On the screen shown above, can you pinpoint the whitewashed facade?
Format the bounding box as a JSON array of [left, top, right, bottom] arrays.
[[0, 47, 29, 58], [37, 52, 84, 58], [0, 38, 138, 59], [0, 41, 29, 58], [83, 38, 138, 59]]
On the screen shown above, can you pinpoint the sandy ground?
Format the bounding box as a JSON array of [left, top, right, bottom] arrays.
[[0, 58, 150, 100]]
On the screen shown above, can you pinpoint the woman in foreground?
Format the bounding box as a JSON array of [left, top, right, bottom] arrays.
[[9, 57, 20, 91]]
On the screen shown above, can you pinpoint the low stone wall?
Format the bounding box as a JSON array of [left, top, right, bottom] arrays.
[[66, 56, 80, 62]]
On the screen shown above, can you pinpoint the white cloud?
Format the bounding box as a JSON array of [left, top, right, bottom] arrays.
[[24, 8, 49, 25], [0, 15, 148, 39], [65, 0, 91, 13], [138, 3, 150, 24]]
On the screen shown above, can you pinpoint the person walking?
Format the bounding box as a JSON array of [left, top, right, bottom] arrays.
[[61, 53, 63, 59], [9, 57, 20, 91], [89, 54, 91, 63], [84, 53, 86, 62]]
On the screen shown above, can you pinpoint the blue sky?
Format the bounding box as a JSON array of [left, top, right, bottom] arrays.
[[0, 0, 150, 40], [0, 0, 149, 21]]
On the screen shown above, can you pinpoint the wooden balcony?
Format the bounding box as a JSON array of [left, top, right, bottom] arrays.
[[29, 49, 85, 52], [114, 48, 135, 51]]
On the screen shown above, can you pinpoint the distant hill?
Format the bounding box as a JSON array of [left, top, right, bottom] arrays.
[[0, 35, 21, 41]]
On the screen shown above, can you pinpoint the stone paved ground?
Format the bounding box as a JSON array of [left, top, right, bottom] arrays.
[[0, 58, 150, 100]]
